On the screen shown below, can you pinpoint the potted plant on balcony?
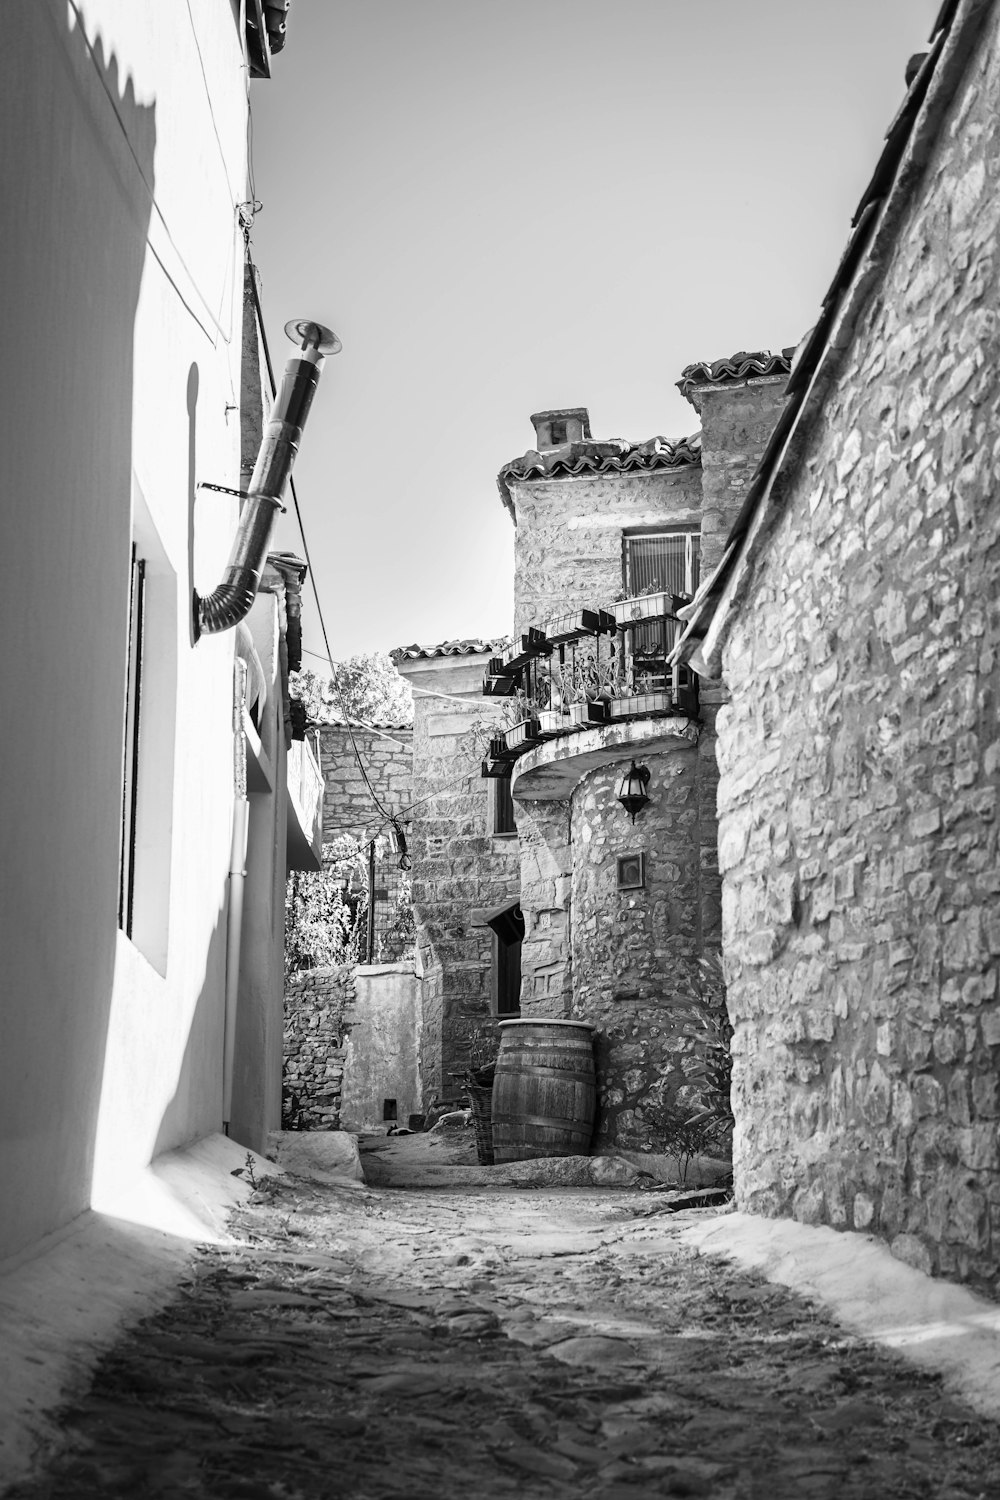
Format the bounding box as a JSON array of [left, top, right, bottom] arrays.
[[607, 670, 672, 720], [612, 582, 690, 628]]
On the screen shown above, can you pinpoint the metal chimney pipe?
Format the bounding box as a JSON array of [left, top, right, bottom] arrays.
[[195, 318, 341, 638]]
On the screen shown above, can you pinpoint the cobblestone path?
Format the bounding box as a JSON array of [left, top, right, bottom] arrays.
[[7, 1166, 1000, 1500]]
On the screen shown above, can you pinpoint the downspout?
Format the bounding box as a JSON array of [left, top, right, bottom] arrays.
[[194, 317, 341, 639], [223, 794, 249, 1132], [223, 655, 251, 1134]]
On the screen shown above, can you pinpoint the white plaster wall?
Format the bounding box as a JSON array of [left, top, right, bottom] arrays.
[[339, 966, 423, 1132], [229, 592, 288, 1155], [1, 0, 249, 1256]]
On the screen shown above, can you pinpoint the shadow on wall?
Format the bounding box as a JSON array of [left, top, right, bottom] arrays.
[[0, 4, 157, 1258]]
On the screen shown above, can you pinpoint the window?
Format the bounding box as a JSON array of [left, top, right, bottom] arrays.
[[623, 530, 700, 692], [493, 774, 517, 836], [118, 488, 177, 973], [119, 546, 146, 934], [493, 931, 522, 1017], [549, 418, 568, 445], [616, 852, 646, 891]]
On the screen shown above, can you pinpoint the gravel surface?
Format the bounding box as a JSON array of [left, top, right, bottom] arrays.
[[6, 1138, 1000, 1499]]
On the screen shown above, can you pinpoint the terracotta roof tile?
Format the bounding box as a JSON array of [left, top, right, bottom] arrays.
[[677, 350, 794, 401], [390, 638, 502, 662], [497, 433, 701, 517]]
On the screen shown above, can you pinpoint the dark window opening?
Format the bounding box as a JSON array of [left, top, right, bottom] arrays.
[[494, 775, 517, 835], [383, 1098, 398, 1122], [550, 419, 567, 445], [617, 852, 646, 891], [119, 547, 146, 934], [494, 933, 522, 1017]]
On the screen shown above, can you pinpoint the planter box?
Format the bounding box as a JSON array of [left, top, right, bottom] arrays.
[[536, 709, 575, 738], [569, 700, 609, 726], [613, 591, 671, 625], [501, 717, 542, 755], [482, 672, 518, 697], [613, 593, 690, 627], [608, 691, 672, 719], [502, 628, 551, 675], [541, 608, 617, 646]]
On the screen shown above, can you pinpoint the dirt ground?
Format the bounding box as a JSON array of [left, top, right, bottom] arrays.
[[6, 1132, 1000, 1500]]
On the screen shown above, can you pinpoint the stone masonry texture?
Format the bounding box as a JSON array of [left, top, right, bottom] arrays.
[[507, 406, 779, 1152], [283, 965, 357, 1130], [319, 725, 412, 845], [396, 657, 521, 1106], [716, 13, 1000, 1294], [513, 469, 702, 642], [569, 748, 720, 1149], [283, 727, 413, 1128]]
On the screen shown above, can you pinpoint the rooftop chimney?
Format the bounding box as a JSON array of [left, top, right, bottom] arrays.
[[529, 407, 591, 453]]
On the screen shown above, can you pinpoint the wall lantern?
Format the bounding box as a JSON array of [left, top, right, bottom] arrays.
[[616, 761, 651, 823]]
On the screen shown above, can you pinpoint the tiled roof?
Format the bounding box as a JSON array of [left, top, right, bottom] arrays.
[[321, 717, 414, 733], [677, 351, 794, 402], [497, 434, 701, 517], [673, 0, 980, 678], [390, 639, 503, 663]]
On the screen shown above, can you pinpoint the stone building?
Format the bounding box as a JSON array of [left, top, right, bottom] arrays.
[[393, 643, 522, 1103], [499, 388, 785, 1149], [283, 720, 414, 1132], [675, 0, 1000, 1291], [390, 372, 790, 1143], [318, 723, 413, 848]]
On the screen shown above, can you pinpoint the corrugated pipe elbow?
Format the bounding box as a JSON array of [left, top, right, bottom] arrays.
[[194, 316, 340, 641], [196, 568, 262, 636]]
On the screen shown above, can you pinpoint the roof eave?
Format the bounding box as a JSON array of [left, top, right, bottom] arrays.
[[672, 0, 992, 677]]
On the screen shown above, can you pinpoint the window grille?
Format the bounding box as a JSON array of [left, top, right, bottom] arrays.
[[623, 531, 700, 691]]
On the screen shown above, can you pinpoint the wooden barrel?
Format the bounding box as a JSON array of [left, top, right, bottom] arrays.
[[492, 1019, 596, 1162]]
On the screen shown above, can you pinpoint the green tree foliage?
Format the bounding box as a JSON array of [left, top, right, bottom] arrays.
[[285, 834, 416, 981], [284, 836, 368, 981], [289, 654, 413, 727]]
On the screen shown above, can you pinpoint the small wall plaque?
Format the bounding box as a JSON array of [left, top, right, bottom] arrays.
[[616, 852, 646, 891]]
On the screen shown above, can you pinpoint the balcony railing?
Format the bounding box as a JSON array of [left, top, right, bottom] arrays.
[[479, 597, 698, 775]]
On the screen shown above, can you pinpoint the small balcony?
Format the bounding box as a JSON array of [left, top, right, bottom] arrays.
[[478, 599, 697, 773]]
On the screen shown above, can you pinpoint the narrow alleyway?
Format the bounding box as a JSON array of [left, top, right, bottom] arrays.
[[7, 1142, 1000, 1500]]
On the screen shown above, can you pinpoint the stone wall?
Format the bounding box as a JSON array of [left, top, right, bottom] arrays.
[[507, 443, 734, 1152], [513, 469, 702, 640], [716, 12, 1000, 1292], [685, 380, 789, 576], [319, 724, 412, 844], [339, 963, 423, 1131], [516, 799, 573, 1016], [569, 742, 719, 1148], [394, 654, 521, 1105], [283, 966, 357, 1129]]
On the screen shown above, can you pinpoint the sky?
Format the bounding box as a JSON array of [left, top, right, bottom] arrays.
[[251, 0, 942, 666]]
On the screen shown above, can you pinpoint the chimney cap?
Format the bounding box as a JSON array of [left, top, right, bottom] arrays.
[[529, 406, 591, 428]]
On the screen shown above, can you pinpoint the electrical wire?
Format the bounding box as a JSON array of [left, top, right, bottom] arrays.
[[62, 0, 237, 348], [245, 247, 394, 826]]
